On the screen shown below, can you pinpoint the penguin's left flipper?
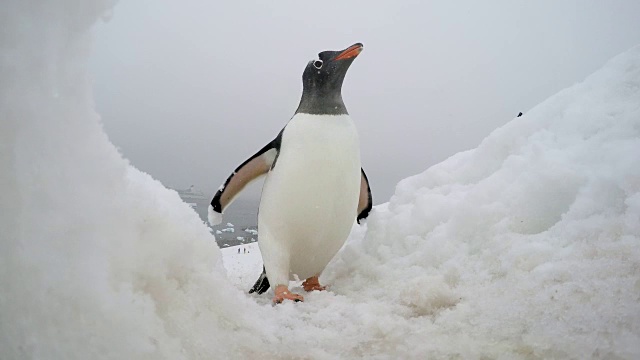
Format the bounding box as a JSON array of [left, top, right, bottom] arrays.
[[356, 168, 373, 224], [208, 131, 283, 225]]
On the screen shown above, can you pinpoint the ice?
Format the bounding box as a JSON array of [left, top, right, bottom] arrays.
[[2, 1, 639, 358]]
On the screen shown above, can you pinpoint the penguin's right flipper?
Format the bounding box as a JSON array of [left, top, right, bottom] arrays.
[[208, 130, 283, 225], [249, 266, 270, 294], [356, 168, 373, 224]]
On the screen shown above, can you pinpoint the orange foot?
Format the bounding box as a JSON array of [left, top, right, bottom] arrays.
[[302, 276, 327, 292], [273, 285, 304, 304]]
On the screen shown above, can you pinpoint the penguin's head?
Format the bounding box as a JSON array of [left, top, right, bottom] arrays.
[[295, 43, 363, 115]]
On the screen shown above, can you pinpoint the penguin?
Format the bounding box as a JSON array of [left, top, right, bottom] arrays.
[[208, 43, 372, 303]]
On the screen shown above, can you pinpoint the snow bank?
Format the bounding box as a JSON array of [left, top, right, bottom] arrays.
[[0, 2, 271, 359], [2, 1, 639, 359], [327, 46, 640, 358]]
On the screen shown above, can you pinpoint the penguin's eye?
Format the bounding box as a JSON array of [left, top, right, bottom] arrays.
[[313, 60, 323, 69]]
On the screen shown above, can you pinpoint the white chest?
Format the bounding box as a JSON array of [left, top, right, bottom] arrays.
[[269, 113, 361, 200], [280, 113, 360, 161], [258, 113, 362, 280]]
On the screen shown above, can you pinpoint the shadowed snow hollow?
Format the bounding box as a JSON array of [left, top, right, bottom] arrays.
[[1, 1, 639, 359]]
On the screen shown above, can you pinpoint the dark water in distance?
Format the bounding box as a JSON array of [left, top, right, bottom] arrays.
[[188, 196, 260, 248]]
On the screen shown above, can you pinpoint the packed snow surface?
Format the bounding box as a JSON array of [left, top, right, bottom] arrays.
[[2, 1, 639, 359], [221, 243, 263, 290]]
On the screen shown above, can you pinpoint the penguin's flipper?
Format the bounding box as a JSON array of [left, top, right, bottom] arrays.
[[249, 266, 270, 294], [356, 168, 373, 224], [208, 132, 282, 225]]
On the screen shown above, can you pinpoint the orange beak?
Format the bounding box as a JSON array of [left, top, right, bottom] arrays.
[[334, 43, 363, 61]]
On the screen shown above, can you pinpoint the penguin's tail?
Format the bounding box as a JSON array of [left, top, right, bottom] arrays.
[[249, 266, 270, 294]]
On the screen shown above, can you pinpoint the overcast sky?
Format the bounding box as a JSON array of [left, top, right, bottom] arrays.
[[90, 0, 640, 203]]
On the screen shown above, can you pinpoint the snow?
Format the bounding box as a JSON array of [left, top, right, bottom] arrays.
[[2, 1, 640, 359], [221, 243, 264, 290], [1, 2, 269, 359]]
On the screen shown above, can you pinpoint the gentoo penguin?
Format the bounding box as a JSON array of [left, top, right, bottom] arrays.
[[208, 43, 372, 303]]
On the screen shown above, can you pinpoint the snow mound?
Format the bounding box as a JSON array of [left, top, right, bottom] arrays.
[[327, 45, 640, 358], [1, 2, 271, 359]]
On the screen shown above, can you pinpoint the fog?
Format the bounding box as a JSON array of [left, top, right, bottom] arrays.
[[90, 0, 640, 202]]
